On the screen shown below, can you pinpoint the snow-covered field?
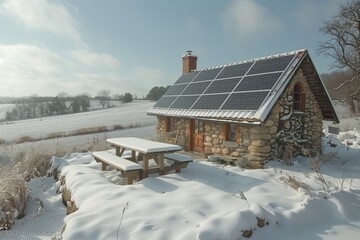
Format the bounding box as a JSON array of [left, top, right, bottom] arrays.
[[0, 100, 126, 121], [0, 102, 359, 240], [0, 101, 156, 142]]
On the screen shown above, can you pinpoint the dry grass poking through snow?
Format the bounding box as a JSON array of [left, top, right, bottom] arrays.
[[0, 148, 58, 230], [0, 132, 114, 231], [0, 178, 27, 230], [8, 123, 142, 145]]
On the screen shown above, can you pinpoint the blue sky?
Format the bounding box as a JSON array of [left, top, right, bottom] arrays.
[[0, 0, 346, 97]]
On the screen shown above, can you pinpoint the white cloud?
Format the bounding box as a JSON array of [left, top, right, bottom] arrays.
[[222, 0, 284, 40], [0, 44, 69, 96], [75, 67, 168, 96], [0, 43, 168, 97], [0, 44, 65, 74], [77, 67, 167, 94], [70, 50, 120, 69], [1, 0, 84, 46]]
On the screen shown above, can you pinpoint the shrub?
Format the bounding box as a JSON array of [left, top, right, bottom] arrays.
[[70, 126, 108, 136], [0, 178, 27, 230], [12, 152, 52, 181], [47, 132, 66, 139], [0, 149, 52, 230], [112, 124, 123, 130], [17, 136, 35, 144]]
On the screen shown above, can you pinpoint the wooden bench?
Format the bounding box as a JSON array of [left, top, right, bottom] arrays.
[[92, 151, 143, 184], [210, 154, 265, 169], [212, 154, 239, 165], [164, 153, 193, 173]]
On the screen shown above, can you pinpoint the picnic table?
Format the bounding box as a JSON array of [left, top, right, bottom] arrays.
[[106, 137, 183, 177]]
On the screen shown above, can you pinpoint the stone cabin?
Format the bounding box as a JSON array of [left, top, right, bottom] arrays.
[[147, 49, 339, 165]]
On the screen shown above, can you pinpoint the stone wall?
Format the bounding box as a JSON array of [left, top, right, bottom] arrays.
[[247, 106, 280, 162], [204, 106, 279, 163], [276, 69, 323, 155], [155, 68, 324, 163], [156, 117, 190, 150]]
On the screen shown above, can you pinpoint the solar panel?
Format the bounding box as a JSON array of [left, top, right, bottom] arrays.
[[193, 68, 222, 82], [216, 62, 253, 79], [153, 96, 177, 108], [182, 81, 211, 95], [174, 71, 199, 84], [221, 91, 269, 110], [192, 94, 229, 109], [234, 72, 282, 92], [205, 78, 242, 94], [163, 84, 188, 96], [247, 54, 294, 75], [170, 95, 199, 109], [153, 52, 298, 114]]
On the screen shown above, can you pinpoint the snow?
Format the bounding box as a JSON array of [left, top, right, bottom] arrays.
[[106, 137, 182, 153], [2, 131, 359, 239], [0, 101, 156, 142], [0, 177, 66, 240], [164, 153, 193, 162], [0, 103, 360, 239], [92, 151, 142, 170], [56, 140, 360, 240]]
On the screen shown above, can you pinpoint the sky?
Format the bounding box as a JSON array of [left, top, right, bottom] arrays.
[[0, 0, 348, 98]]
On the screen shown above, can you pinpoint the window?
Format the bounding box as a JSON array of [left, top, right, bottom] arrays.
[[193, 119, 204, 134], [225, 123, 239, 141], [165, 117, 175, 132], [293, 82, 305, 111]]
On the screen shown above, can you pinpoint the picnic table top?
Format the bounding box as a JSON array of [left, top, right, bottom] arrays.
[[106, 137, 182, 154]]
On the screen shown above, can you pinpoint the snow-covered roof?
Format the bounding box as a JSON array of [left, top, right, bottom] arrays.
[[148, 49, 338, 123]]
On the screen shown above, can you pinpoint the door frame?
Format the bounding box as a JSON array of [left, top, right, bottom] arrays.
[[190, 119, 204, 152]]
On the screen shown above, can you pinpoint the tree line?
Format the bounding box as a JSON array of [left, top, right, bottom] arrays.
[[5, 93, 91, 121], [3, 86, 169, 121]]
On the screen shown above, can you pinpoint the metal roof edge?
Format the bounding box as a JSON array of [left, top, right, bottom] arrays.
[[147, 107, 260, 122], [196, 49, 307, 72], [254, 50, 307, 122]]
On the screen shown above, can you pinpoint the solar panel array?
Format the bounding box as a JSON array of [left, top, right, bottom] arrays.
[[154, 53, 296, 111]]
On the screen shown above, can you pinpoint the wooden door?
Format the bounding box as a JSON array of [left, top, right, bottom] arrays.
[[191, 119, 204, 152]]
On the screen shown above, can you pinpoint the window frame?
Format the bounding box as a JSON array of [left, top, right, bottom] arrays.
[[165, 117, 175, 132], [224, 123, 239, 142], [293, 82, 305, 112], [193, 119, 204, 134]]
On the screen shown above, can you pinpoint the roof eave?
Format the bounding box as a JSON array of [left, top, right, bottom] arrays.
[[254, 50, 307, 122]]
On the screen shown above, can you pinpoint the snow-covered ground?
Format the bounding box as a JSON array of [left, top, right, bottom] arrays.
[[0, 102, 360, 239], [0, 100, 126, 120], [0, 177, 66, 239], [0, 101, 156, 142], [1, 132, 359, 240]]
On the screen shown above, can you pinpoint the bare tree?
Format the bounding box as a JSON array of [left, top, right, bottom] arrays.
[[322, 70, 359, 114], [77, 93, 91, 111], [28, 94, 39, 118], [96, 89, 111, 108], [318, 0, 360, 104], [48, 93, 68, 115], [14, 99, 29, 119]]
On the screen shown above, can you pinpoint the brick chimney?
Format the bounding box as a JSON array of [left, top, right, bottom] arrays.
[[182, 50, 197, 74]]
